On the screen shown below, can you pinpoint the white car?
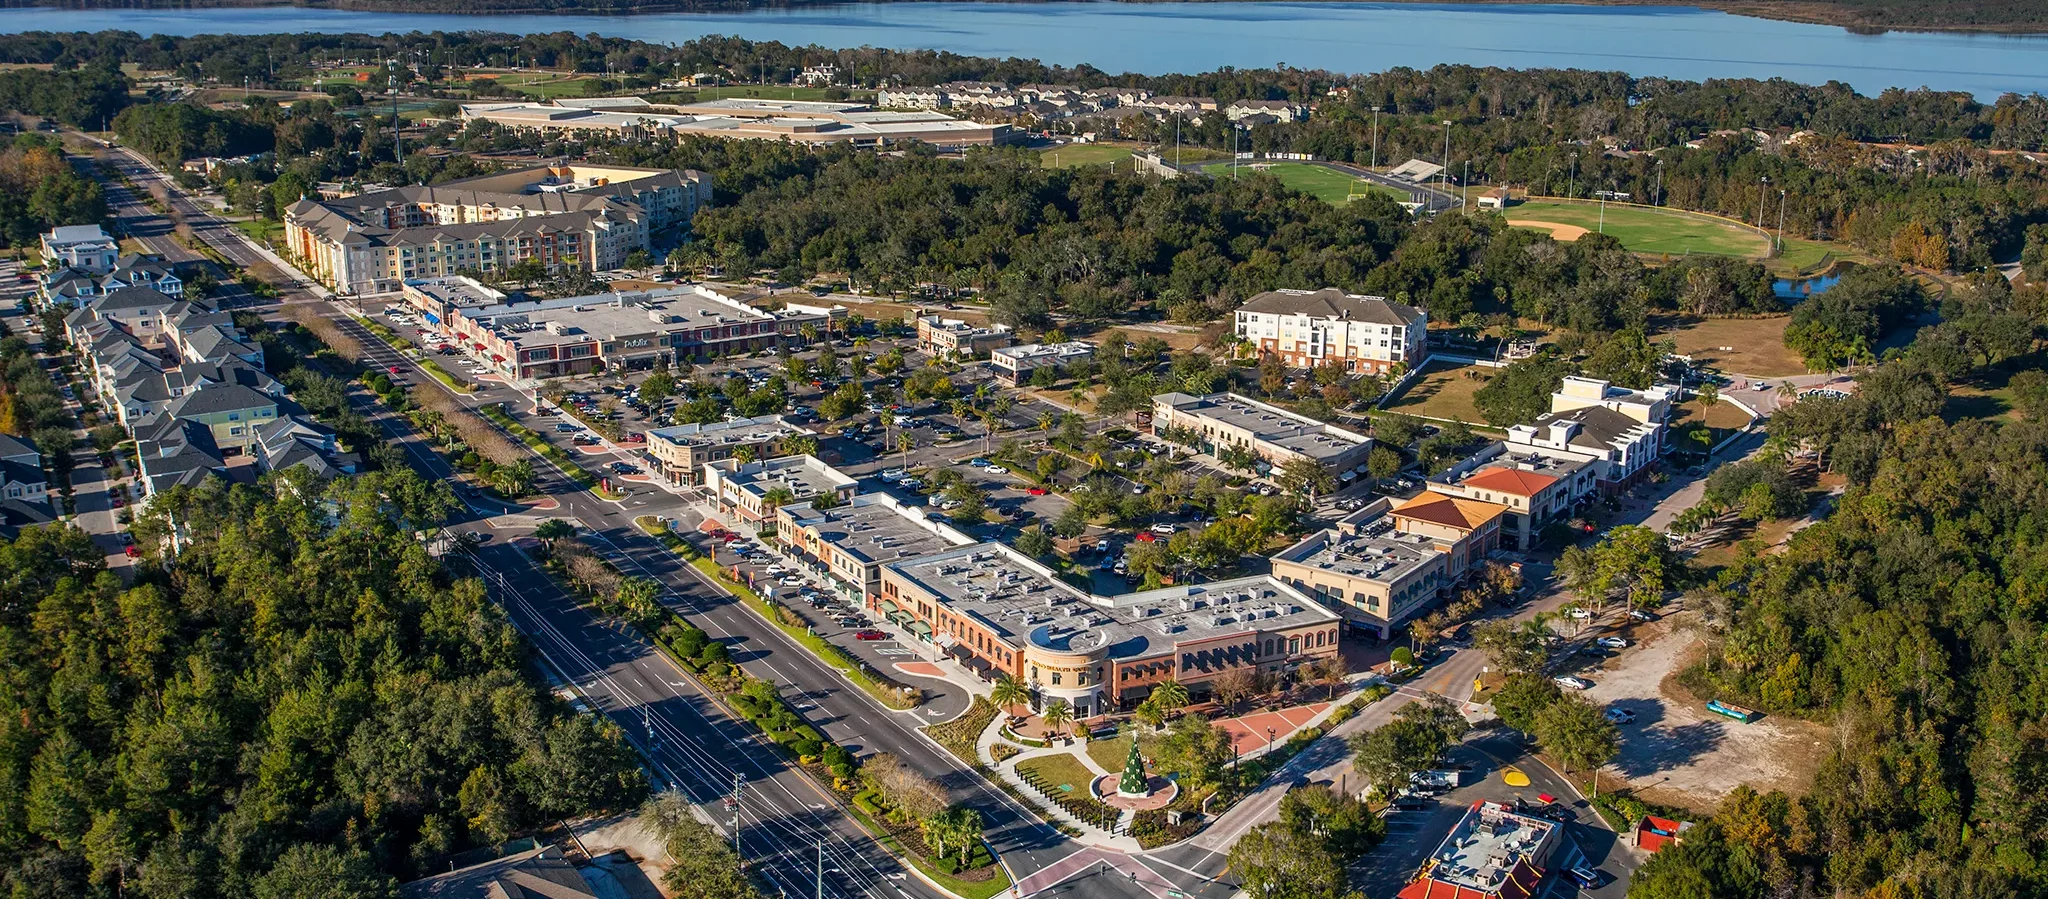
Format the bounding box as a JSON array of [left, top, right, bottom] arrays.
[[1553, 675, 1594, 690], [1149, 524, 1178, 536], [765, 565, 788, 576], [778, 576, 806, 588], [1565, 607, 1593, 620], [1597, 636, 1630, 649], [1628, 609, 1656, 622], [881, 468, 906, 481], [985, 465, 1010, 475], [1604, 707, 1637, 724]]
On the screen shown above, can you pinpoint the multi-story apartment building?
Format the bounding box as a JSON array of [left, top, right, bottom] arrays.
[[1549, 375, 1674, 424], [1151, 392, 1376, 479], [285, 163, 710, 295], [879, 543, 1340, 716], [1233, 288, 1427, 374]]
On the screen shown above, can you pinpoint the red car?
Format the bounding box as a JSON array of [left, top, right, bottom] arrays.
[[854, 630, 888, 641], [1026, 487, 1049, 496], [388, 365, 403, 375], [110, 496, 124, 509], [1134, 531, 1156, 542], [123, 545, 141, 558]]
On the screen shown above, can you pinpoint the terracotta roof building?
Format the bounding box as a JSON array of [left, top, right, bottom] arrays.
[[1397, 801, 1561, 899], [1389, 491, 1507, 576], [1429, 447, 1597, 549]]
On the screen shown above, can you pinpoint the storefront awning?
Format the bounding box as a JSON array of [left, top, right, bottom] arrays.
[[907, 621, 933, 638], [877, 599, 901, 615], [490, 354, 505, 362]]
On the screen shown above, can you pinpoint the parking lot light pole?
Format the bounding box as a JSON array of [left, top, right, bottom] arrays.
[[1369, 106, 1382, 170]]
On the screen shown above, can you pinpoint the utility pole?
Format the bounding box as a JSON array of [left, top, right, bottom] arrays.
[[1755, 175, 1769, 228], [730, 774, 745, 859], [815, 839, 824, 899], [1173, 112, 1181, 169], [1655, 159, 1664, 206], [1440, 121, 1452, 203], [1462, 160, 1469, 213], [1369, 105, 1382, 170], [1568, 152, 1577, 200]]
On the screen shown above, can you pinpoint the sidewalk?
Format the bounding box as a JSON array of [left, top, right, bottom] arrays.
[[976, 714, 1144, 852]]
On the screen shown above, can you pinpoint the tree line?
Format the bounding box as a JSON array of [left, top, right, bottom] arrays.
[[0, 473, 647, 898]]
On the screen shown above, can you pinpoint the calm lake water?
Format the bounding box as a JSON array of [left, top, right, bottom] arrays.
[[4, 1, 2047, 99]]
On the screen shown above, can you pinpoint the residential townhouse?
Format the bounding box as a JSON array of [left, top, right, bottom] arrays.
[[39, 254, 183, 307], [40, 225, 118, 275], [0, 434, 49, 507]]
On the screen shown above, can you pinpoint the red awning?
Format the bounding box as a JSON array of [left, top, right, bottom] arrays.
[[454, 332, 468, 340], [472, 343, 486, 351], [490, 354, 505, 362]]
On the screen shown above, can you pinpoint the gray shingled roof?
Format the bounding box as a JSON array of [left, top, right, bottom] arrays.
[[1237, 288, 1425, 326]]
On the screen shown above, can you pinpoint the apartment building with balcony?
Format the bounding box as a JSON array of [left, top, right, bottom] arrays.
[[1233, 288, 1426, 375]]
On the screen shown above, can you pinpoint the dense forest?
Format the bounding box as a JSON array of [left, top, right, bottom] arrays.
[[0, 133, 105, 251], [0, 472, 645, 897]]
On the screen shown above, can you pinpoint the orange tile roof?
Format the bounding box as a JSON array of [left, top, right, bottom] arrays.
[[1392, 491, 1509, 531], [1461, 466, 1559, 496]]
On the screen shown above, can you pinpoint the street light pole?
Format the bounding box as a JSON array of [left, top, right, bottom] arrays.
[[1755, 175, 1769, 228], [1776, 188, 1787, 254], [1369, 105, 1382, 171], [1439, 120, 1451, 212]]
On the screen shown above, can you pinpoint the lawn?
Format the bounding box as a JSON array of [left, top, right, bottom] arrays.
[[1039, 143, 1137, 169], [1383, 360, 1490, 424], [1016, 753, 1097, 797], [1085, 732, 1164, 773], [1650, 315, 1805, 378], [1505, 199, 1770, 258], [1202, 161, 1396, 205], [686, 84, 869, 102]]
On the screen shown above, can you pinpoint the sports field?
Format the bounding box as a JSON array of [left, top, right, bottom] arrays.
[[1203, 162, 1405, 205], [1039, 144, 1137, 169], [1505, 200, 1769, 258]]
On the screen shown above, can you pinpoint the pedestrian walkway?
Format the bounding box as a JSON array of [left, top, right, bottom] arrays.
[[1215, 702, 1330, 757], [974, 713, 1144, 852]]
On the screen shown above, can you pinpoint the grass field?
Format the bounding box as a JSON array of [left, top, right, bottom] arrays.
[[1016, 753, 1097, 797], [1650, 315, 1805, 378], [1506, 200, 1770, 258], [1203, 162, 1404, 205], [1383, 360, 1490, 424], [1040, 143, 1138, 169]]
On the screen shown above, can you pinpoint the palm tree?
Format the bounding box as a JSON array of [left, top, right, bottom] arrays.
[[761, 486, 797, 513], [732, 445, 757, 465], [782, 434, 819, 458], [980, 409, 1000, 454], [799, 322, 820, 346], [1037, 411, 1056, 438], [1150, 680, 1190, 720], [897, 433, 914, 470], [1040, 698, 1073, 741], [990, 676, 1029, 717], [879, 410, 895, 456]]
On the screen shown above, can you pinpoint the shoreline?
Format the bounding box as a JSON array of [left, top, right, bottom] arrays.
[[3, 0, 2047, 37]]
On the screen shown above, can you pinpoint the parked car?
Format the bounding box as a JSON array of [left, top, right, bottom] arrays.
[[969, 457, 991, 467], [1134, 532, 1157, 543], [1628, 609, 1657, 622], [1553, 675, 1593, 690], [1604, 706, 1637, 724], [1565, 607, 1593, 620], [778, 576, 805, 587], [1149, 524, 1178, 536], [854, 630, 888, 641], [124, 545, 142, 558], [985, 465, 1009, 475], [1597, 636, 1630, 649], [836, 617, 863, 627], [1026, 487, 1049, 496]]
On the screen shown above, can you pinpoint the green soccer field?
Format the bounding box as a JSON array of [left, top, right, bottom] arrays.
[[1039, 144, 1137, 168], [1505, 200, 1770, 258], [1203, 162, 1405, 205]]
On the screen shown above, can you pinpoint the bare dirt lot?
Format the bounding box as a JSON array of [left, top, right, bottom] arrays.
[[1651, 315, 1807, 379], [1579, 616, 1827, 814]]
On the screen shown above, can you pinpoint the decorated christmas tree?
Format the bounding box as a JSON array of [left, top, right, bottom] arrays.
[[1118, 733, 1148, 796]]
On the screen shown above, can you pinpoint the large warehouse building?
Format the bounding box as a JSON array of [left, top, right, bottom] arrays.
[[285, 162, 710, 295]]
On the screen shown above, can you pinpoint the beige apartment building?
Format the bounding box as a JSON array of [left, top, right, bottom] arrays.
[[1233, 288, 1427, 375]]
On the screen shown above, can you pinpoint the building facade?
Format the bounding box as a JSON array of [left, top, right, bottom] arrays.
[[424, 284, 783, 379], [1151, 392, 1376, 479], [705, 454, 857, 526], [1234, 288, 1427, 374], [775, 493, 974, 604], [879, 544, 1340, 717], [989, 341, 1094, 387], [41, 225, 119, 275], [285, 163, 710, 295], [1429, 447, 1596, 550], [914, 315, 1014, 359], [645, 416, 805, 486]]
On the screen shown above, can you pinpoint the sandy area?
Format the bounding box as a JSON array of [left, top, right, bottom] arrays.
[[1506, 219, 1589, 241], [1577, 617, 1825, 814]]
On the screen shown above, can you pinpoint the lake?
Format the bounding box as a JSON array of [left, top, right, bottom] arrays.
[[4, 1, 2048, 99]]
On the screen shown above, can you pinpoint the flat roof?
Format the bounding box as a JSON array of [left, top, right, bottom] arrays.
[[887, 543, 1335, 660], [716, 454, 855, 502], [1276, 516, 1441, 585], [648, 414, 799, 449], [460, 286, 775, 348], [1155, 392, 1369, 464], [1413, 801, 1556, 897], [784, 493, 971, 566], [404, 276, 505, 309], [993, 341, 1095, 363]]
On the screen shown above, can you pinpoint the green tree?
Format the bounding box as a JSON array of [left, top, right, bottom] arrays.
[[1228, 820, 1357, 899], [1367, 445, 1405, 481], [1472, 618, 1551, 675], [1490, 673, 1563, 735], [1533, 694, 1619, 794], [989, 676, 1030, 716], [1039, 698, 1072, 739], [1015, 525, 1054, 559]]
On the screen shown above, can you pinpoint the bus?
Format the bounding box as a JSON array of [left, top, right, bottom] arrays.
[[1707, 699, 1759, 723]]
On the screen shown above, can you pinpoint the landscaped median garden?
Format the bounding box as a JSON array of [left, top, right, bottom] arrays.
[[353, 315, 476, 394], [530, 531, 1010, 899], [480, 403, 624, 500], [631, 516, 924, 711]]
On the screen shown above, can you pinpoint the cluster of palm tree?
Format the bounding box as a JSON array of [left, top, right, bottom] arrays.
[[989, 675, 1197, 737], [919, 807, 985, 867]]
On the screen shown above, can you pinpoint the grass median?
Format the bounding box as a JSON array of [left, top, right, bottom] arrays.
[[839, 801, 1013, 899], [479, 404, 625, 500]]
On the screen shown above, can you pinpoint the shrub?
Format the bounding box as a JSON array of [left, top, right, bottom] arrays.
[[1391, 646, 1414, 667], [853, 789, 884, 816]]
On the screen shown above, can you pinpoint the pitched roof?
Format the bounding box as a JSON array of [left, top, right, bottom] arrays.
[[93, 286, 180, 312], [1391, 491, 1507, 532], [1238, 288, 1425, 326], [1533, 404, 1647, 451], [1460, 466, 1559, 496]]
